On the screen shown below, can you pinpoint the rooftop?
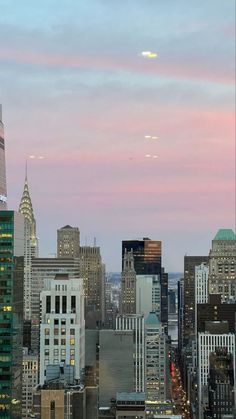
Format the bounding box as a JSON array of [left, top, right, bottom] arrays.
[[214, 229, 236, 241], [116, 392, 145, 402], [145, 312, 160, 325]]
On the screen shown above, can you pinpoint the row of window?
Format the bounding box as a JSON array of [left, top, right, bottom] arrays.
[[44, 328, 75, 335], [44, 338, 75, 346]]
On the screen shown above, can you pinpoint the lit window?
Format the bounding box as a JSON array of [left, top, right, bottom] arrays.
[[70, 339, 75, 346]]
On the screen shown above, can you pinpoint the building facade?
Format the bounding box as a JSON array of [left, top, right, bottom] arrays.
[[116, 314, 145, 392], [209, 229, 236, 301], [57, 225, 80, 258], [0, 106, 7, 209], [121, 249, 136, 315], [0, 210, 24, 417], [19, 169, 39, 321], [22, 348, 39, 418], [40, 275, 85, 384], [136, 274, 161, 319]]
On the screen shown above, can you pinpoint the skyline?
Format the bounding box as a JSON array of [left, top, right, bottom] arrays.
[[0, 0, 235, 271]]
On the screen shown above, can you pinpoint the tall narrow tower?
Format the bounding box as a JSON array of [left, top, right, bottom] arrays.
[[0, 105, 7, 208], [19, 167, 39, 320]]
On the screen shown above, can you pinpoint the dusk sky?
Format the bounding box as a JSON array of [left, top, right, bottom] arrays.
[[0, 0, 235, 272]]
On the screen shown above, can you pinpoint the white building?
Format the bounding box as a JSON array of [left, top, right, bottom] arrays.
[[116, 314, 145, 392], [145, 312, 168, 403], [136, 275, 161, 319], [22, 348, 38, 418], [40, 275, 85, 384], [195, 263, 209, 335], [198, 329, 235, 417]]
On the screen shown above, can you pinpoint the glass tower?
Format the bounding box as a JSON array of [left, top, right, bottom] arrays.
[[0, 106, 7, 209], [0, 211, 24, 418]]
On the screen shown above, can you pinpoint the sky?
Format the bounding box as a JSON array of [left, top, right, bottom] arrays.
[[0, 0, 235, 272]]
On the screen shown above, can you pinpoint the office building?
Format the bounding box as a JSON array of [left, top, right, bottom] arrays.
[[79, 245, 105, 327], [0, 106, 7, 209], [209, 229, 236, 301], [57, 225, 80, 258], [19, 168, 39, 320], [198, 323, 235, 417], [31, 257, 79, 352], [22, 348, 39, 418], [0, 210, 24, 417], [177, 278, 184, 353], [33, 382, 98, 419], [99, 330, 134, 406], [168, 289, 176, 314], [136, 274, 161, 318], [116, 392, 145, 419], [183, 256, 209, 347], [122, 238, 168, 327], [197, 294, 236, 333], [195, 263, 209, 334], [39, 275, 85, 384], [204, 349, 235, 418], [145, 312, 169, 403], [116, 314, 145, 392], [121, 249, 136, 314]]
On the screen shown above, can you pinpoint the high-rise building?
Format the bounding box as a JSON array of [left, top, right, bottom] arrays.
[[168, 289, 176, 314], [145, 312, 169, 403], [31, 257, 79, 352], [0, 210, 24, 418], [121, 249, 136, 314], [99, 330, 134, 406], [19, 168, 39, 321], [57, 225, 80, 258], [79, 245, 105, 327], [183, 256, 209, 347], [122, 238, 168, 327], [116, 314, 145, 392], [39, 274, 85, 384], [209, 229, 236, 301], [195, 263, 209, 334], [136, 275, 161, 318], [178, 278, 184, 353], [197, 322, 235, 417], [22, 348, 39, 418], [0, 106, 7, 209], [197, 295, 236, 334], [204, 349, 235, 418]]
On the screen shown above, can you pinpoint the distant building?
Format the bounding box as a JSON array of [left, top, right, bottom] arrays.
[[79, 245, 105, 327], [168, 289, 176, 314], [136, 274, 161, 318], [209, 229, 236, 301], [22, 348, 39, 418], [0, 106, 7, 209], [177, 278, 184, 353], [57, 225, 80, 258], [121, 249, 136, 314], [0, 210, 24, 418], [39, 275, 85, 384]]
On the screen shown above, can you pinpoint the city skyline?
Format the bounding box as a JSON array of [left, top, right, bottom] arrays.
[[0, 0, 235, 271]]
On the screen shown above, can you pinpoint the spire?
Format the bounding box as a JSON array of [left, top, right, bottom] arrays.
[[19, 168, 36, 237], [25, 160, 28, 183]]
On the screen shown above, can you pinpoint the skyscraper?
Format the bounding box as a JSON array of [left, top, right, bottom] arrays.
[[0, 211, 24, 418], [57, 225, 80, 258], [0, 105, 7, 209], [19, 167, 39, 320], [209, 229, 236, 301], [121, 249, 136, 314]]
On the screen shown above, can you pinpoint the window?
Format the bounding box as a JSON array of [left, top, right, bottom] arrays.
[[71, 295, 76, 312], [70, 338, 75, 345], [70, 318, 74, 324], [70, 329, 75, 335], [44, 349, 49, 356], [61, 349, 66, 356], [70, 359, 75, 365], [70, 349, 75, 355], [54, 328, 59, 335], [61, 339, 66, 345], [61, 318, 66, 325], [62, 295, 67, 313], [55, 296, 60, 313], [45, 339, 49, 345], [54, 349, 59, 356], [54, 319, 59, 325], [61, 328, 66, 335], [54, 339, 58, 345], [46, 296, 51, 313], [45, 328, 50, 335]]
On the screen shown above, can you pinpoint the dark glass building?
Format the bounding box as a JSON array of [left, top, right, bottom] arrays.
[[0, 211, 24, 418]]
